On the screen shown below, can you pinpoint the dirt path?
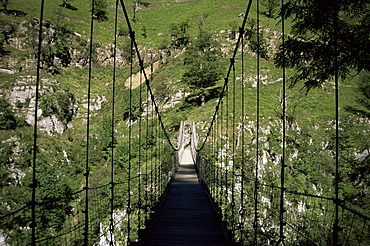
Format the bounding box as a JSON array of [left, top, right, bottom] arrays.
[[124, 61, 160, 89]]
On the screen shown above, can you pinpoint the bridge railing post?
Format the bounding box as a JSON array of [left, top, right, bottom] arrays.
[[173, 155, 179, 178]]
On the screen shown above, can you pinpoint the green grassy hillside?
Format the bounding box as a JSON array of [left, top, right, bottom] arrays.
[[0, 0, 369, 244], [1, 0, 368, 209]]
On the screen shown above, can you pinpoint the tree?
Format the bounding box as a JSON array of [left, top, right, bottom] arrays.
[[0, 134, 76, 245], [118, 36, 135, 63], [274, 0, 370, 92], [0, 20, 16, 56], [92, 0, 108, 21], [39, 91, 75, 122], [0, 97, 17, 130], [326, 117, 370, 212], [169, 21, 190, 48], [0, 0, 26, 16], [0, 0, 10, 15], [261, 0, 279, 18], [132, 0, 141, 22], [228, 21, 238, 40], [182, 31, 224, 106], [132, 0, 150, 22], [357, 73, 370, 116], [100, 115, 117, 160], [244, 18, 269, 60], [345, 72, 370, 117], [40, 23, 75, 74], [21, 18, 88, 73]]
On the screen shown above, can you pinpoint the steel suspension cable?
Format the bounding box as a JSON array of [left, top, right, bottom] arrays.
[[31, 0, 45, 244], [155, 118, 158, 195], [152, 53, 159, 198], [150, 100, 155, 204], [215, 113, 220, 203], [225, 76, 229, 223], [220, 96, 224, 207], [212, 122, 216, 196], [83, 0, 96, 244], [231, 61, 236, 234], [110, 1, 119, 244], [240, 24, 246, 243], [118, 0, 178, 151], [197, 0, 253, 152], [155, 111, 159, 200], [333, 5, 340, 245], [158, 122, 161, 193], [127, 37, 134, 243], [138, 69, 143, 229], [225, 82, 229, 217], [278, 0, 286, 243], [157, 111, 161, 194], [145, 78, 150, 217], [254, 0, 261, 243]]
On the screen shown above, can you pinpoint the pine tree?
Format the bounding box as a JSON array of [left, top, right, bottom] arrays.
[[182, 31, 224, 106], [92, 0, 108, 21], [274, 0, 370, 92]]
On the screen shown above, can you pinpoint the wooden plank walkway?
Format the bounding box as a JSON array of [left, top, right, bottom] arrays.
[[137, 149, 230, 246]]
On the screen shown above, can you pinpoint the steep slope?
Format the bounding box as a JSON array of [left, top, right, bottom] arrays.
[[0, 0, 369, 244]]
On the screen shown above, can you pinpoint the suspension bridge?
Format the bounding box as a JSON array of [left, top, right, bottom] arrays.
[[1, 0, 369, 245], [135, 122, 231, 245]]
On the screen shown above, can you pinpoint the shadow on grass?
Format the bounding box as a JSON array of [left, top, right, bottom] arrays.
[[1, 9, 27, 17], [59, 3, 78, 11]]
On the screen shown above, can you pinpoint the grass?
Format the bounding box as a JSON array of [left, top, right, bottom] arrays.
[[2, 0, 366, 137], [1, 0, 368, 229]]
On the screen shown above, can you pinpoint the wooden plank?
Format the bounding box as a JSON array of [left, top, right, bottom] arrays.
[[138, 150, 230, 245]]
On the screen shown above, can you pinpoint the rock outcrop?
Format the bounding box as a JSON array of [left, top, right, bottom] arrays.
[[4, 76, 76, 135]]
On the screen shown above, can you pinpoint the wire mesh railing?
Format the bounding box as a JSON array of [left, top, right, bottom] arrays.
[[0, 154, 178, 245], [2, 0, 369, 245], [195, 156, 370, 245]]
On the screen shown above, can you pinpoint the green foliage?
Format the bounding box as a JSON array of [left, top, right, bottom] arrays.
[[236, 17, 270, 60], [326, 117, 370, 210], [35, 159, 74, 230], [39, 91, 75, 122], [275, 0, 370, 92], [0, 97, 17, 130], [261, 0, 279, 18], [182, 31, 224, 106], [184, 85, 223, 107], [0, 131, 79, 245], [19, 18, 88, 74], [287, 128, 334, 193], [118, 36, 135, 63], [0, 0, 369, 244], [99, 115, 117, 160], [169, 21, 190, 48], [0, 19, 16, 56], [228, 21, 238, 40], [91, 0, 108, 22], [358, 73, 370, 114], [120, 88, 143, 121], [0, 0, 9, 15], [345, 72, 370, 117]]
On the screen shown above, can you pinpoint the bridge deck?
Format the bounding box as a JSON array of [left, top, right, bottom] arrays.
[[138, 149, 230, 246]]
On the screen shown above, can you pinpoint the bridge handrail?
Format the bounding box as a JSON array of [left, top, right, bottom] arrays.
[[119, 0, 179, 152], [195, 0, 254, 152], [0, 156, 179, 221], [193, 152, 370, 244], [203, 158, 370, 221]]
